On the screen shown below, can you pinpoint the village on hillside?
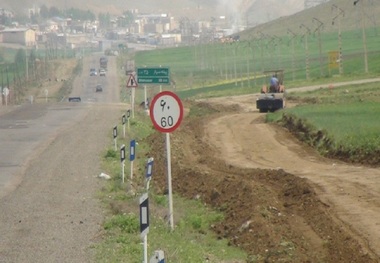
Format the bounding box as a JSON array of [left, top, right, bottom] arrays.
[[0, 5, 238, 54]]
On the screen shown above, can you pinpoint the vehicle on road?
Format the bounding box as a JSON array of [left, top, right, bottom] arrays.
[[99, 56, 108, 71], [256, 70, 285, 113], [90, 68, 97, 76], [95, 84, 103, 92], [68, 97, 82, 102], [99, 69, 106, 77]]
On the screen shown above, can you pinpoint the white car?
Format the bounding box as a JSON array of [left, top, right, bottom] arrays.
[[99, 69, 106, 76]]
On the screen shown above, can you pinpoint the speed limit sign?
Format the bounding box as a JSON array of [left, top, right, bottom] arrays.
[[150, 91, 183, 133]]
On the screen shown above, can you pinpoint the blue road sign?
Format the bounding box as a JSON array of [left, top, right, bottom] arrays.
[[146, 157, 154, 179], [130, 139, 136, 161]]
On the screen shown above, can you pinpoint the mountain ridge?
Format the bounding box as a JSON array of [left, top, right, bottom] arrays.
[[2, 0, 304, 25]]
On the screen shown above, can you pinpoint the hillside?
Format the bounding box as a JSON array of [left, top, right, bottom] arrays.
[[2, 0, 304, 24], [241, 0, 380, 38]]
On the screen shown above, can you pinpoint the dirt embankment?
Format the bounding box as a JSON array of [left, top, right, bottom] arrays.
[[147, 101, 379, 262]]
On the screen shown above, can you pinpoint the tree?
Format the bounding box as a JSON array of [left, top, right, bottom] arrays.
[[98, 12, 111, 29], [40, 5, 49, 19], [49, 6, 61, 18], [14, 49, 26, 68]]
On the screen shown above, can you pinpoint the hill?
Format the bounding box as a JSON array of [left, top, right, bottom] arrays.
[[240, 0, 380, 38], [2, 0, 304, 24]]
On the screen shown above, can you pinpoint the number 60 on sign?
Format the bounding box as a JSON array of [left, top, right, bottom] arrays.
[[149, 91, 183, 133]]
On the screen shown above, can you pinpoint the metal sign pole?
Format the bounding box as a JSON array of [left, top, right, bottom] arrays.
[[144, 85, 147, 110], [143, 235, 148, 263], [132, 88, 135, 119], [166, 132, 174, 231]]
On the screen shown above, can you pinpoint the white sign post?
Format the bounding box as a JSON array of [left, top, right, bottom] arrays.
[[129, 139, 136, 179], [120, 144, 126, 183], [145, 157, 154, 191], [140, 193, 149, 263], [113, 126, 118, 151], [126, 109, 131, 130], [122, 114, 126, 138], [3, 87, 9, 107], [149, 91, 183, 231]]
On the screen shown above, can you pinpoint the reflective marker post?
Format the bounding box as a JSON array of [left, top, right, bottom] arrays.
[[129, 139, 136, 179], [122, 114, 126, 138], [139, 193, 149, 263], [113, 126, 118, 151], [126, 109, 131, 130], [145, 157, 154, 191], [120, 144, 125, 183]]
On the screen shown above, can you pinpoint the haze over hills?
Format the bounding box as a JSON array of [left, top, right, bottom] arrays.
[[2, 0, 305, 26]]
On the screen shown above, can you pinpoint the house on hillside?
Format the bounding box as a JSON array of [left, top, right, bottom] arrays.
[[0, 28, 36, 46]]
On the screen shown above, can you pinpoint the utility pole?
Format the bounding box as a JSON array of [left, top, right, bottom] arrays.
[[25, 50, 29, 81], [287, 29, 297, 81], [258, 31, 267, 73], [354, 0, 369, 73], [332, 4, 345, 75], [300, 24, 311, 80], [312, 17, 324, 76]]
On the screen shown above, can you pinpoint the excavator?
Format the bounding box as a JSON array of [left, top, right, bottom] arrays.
[[256, 70, 285, 112]]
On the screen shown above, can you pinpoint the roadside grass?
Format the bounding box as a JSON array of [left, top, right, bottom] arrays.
[[55, 58, 83, 101], [266, 82, 380, 164], [96, 110, 247, 262]]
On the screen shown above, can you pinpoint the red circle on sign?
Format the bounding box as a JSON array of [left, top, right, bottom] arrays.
[[149, 91, 183, 133]]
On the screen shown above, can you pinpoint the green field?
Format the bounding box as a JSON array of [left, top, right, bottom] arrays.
[[126, 24, 380, 165], [133, 27, 380, 97]]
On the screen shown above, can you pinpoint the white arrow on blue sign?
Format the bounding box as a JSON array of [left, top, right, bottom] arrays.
[[139, 193, 149, 238]]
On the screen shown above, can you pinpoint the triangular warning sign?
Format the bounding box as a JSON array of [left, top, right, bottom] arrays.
[[127, 74, 138, 88]]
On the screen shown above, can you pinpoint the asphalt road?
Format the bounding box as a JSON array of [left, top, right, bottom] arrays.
[[0, 53, 120, 199]]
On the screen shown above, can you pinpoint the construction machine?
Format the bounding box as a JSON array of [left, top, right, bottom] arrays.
[[256, 70, 285, 112]]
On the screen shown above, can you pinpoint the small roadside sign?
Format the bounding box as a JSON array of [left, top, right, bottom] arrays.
[[120, 144, 126, 162], [122, 114, 126, 125], [140, 193, 149, 238], [130, 139, 136, 161], [146, 158, 154, 179], [127, 74, 138, 88], [113, 126, 118, 139]]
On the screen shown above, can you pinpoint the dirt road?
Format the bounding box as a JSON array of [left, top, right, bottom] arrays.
[[202, 94, 380, 259]]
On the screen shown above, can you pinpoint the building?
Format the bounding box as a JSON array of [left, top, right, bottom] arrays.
[[0, 28, 36, 46]]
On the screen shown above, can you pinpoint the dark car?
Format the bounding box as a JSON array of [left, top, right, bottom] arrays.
[[90, 68, 97, 76], [96, 84, 103, 92]]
